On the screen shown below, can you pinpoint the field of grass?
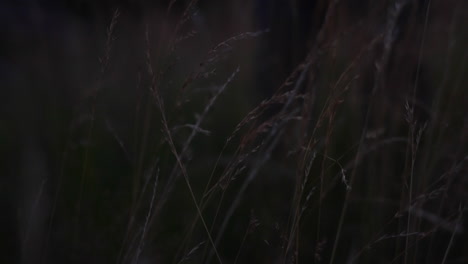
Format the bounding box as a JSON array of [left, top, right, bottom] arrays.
[[1, 0, 467, 263]]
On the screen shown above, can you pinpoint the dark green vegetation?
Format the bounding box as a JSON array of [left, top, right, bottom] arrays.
[[1, 0, 467, 263]]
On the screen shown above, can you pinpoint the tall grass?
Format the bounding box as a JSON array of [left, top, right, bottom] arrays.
[[3, 0, 467, 263]]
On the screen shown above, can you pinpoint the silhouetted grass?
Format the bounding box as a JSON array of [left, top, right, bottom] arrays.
[[2, 0, 467, 263]]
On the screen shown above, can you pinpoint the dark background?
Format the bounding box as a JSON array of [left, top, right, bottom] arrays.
[[1, 0, 467, 263]]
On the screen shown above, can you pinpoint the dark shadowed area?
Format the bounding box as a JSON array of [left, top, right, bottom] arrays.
[[1, 0, 467, 263]]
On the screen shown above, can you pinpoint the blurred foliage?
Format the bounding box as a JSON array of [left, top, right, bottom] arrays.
[[1, 0, 467, 263]]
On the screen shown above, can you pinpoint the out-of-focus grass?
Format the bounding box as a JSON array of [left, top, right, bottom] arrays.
[[2, 1, 467, 263]]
